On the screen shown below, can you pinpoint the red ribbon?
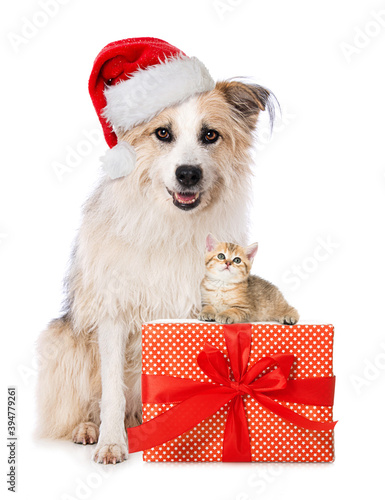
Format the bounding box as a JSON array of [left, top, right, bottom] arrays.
[[127, 324, 336, 461]]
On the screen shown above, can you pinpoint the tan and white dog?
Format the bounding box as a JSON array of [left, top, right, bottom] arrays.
[[36, 39, 274, 464]]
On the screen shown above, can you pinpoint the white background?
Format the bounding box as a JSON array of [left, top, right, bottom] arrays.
[[1, 0, 385, 498]]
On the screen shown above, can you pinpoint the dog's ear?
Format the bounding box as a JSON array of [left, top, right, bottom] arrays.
[[216, 81, 274, 129]]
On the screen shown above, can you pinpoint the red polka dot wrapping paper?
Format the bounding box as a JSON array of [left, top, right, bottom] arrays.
[[141, 322, 335, 462]]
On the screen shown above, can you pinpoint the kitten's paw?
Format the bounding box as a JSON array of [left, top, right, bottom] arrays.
[[93, 442, 128, 465], [279, 308, 299, 325], [215, 313, 236, 324], [199, 306, 217, 322], [72, 422, 99, 445], [199, 311, 216, 322]]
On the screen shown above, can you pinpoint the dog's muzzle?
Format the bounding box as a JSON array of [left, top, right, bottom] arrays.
[[169, 165, 202, 211]]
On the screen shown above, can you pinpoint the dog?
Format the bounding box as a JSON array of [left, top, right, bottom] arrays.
[[36, 45, 274, 464]]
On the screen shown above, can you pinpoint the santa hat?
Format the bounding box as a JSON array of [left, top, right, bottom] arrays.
[[89, 37, 215, 179]]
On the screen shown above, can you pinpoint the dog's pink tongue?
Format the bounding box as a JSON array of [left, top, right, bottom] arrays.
[[178, 193, 196, 202]]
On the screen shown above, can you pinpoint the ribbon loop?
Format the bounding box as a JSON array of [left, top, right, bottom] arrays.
[[197, 343, 231, 385]]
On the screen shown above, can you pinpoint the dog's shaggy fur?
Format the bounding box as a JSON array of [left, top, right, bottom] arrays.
[[36, 81, 273, 464]]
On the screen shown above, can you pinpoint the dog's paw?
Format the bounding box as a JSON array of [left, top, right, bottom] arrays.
[[93, 442, 128, 465], [72, 422, 99, 445], [215, 313, 235, 324], [279, 308, 299, 325]]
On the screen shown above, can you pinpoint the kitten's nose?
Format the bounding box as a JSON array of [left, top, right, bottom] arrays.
[[175, 165, 202, 187]]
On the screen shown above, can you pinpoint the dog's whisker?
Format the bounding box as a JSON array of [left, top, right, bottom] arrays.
[[213, 177, 240, 196]]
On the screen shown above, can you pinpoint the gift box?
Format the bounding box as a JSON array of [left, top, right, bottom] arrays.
[[127, 321, 336, 462]]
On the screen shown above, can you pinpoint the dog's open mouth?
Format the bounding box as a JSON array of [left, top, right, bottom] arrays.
[[167, 190, 201, 211]]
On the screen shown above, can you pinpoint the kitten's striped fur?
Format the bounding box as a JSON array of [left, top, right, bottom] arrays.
[[200, 235, 299, 325]]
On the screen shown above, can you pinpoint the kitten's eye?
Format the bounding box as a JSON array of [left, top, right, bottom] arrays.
[[233, 257, 242, 264], [202, 129, 219, 144], [217, 253, 226, 260], [155, 128, 172, 142]]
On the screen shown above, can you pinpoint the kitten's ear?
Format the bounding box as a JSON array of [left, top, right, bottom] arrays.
[[206, 234, 219, 252], [245, 242, 259, 262]]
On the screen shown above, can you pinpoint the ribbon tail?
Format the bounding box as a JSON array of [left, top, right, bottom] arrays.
[[127, 388, 234, 453], [222, 394, 251, 462], [254, 393, 337, 431], [142, 374, 217, 403], [272, 377, 336, 406]]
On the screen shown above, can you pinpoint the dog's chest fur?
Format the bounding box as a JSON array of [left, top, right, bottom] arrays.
[[69, 169, 250, 336], [73, 215, 240, 336]]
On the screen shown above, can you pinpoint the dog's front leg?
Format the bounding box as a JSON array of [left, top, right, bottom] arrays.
[[93, 319, 128, 464]]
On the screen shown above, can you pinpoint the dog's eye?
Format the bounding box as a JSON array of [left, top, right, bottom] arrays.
[[233, 257, 241, 264], [155, 128, 172, 141], [217, 253, 226, 260], [202, 130, 219, 144]]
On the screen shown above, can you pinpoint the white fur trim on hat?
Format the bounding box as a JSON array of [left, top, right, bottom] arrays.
[[100, 141, 136, 179], [102, 56, 215, 132]]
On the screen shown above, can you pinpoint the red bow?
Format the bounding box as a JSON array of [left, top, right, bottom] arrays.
[[127, 324, 336, 461]]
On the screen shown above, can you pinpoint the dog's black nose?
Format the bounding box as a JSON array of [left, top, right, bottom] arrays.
[[175, 165, 202, 187]]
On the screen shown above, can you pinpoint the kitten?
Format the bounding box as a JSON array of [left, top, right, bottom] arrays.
[[199, 234, 299, 325]]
